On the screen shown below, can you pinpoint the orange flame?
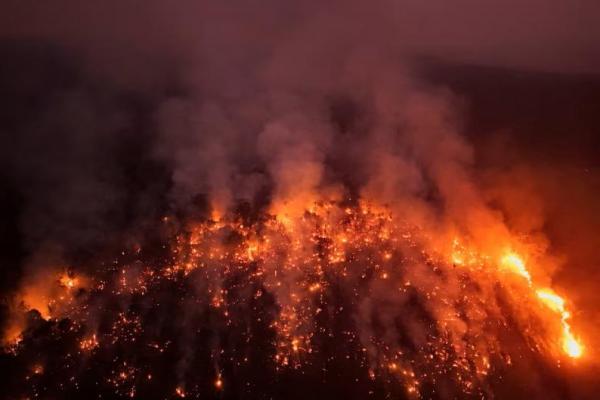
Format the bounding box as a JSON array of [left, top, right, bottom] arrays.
[[500, 252, 531, 284], [499, 251, 583, 359], [536, 288, 583, 358]]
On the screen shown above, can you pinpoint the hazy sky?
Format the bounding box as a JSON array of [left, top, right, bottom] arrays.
[[0, 0, 598, 74]]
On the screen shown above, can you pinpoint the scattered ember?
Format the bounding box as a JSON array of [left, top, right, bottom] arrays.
[[1, 201, 585, 398]]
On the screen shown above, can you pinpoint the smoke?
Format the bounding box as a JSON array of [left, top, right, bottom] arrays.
[[0, 0, 597, 239]]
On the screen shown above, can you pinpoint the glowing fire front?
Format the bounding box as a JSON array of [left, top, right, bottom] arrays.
[[2, 201, 584, 398], [500, 253, 583, 358], [536, 289, 583, 358]]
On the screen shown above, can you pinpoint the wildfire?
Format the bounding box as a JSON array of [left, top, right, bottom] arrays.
[[59, 274, 78, 289], [536, 288, 583, 358], [2, 201, 586, 399], [80, 334, 100, 351], [500, 252, 531, 283], [499, 251, 583, 359], [449, 238, 584, 360]]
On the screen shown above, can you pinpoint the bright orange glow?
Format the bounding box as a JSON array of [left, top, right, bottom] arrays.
[[563, 331, 583, 358], [536, 289, 565, 312], [175, 386, 186, 397], [59, 274, 78, 289], [500, 252, 531, 283], [2, 270, 93, 345], [214, 375, 223, 390], [80, 334, 99, 351], [498, 250, 584, 359], [308, 283, 321, 292], [3, 200, 587, 396], [536, 288, 583, 359]]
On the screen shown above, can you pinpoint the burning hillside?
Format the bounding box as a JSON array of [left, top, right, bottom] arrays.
[[1, 199, 585, 399], [0, 1, 599, 399]]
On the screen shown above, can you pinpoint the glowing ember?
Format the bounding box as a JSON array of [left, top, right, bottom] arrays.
[[175, 386, 186, 397], [2, 201, 586, 398], [59, 274, 78, 289], [32, 364, 44, 375], [214, 375, 223, 390], [80, 334, 99, 351]]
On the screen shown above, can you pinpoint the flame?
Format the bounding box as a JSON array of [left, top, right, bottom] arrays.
[[500, 250, 584, 359], [80, 334, 99, 351], [59, 274, 78, 289], [2, 269, 92, 346], [449, 242, 585, 359], [500, 252, 531, 283], [499, 250, 583, 359], [563, 333, 583, 359], [536, 288, 583, 358], [3, 201, 587, 397]]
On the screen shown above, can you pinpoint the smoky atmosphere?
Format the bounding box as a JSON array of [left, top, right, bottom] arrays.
[[0, 1, 599, 399]]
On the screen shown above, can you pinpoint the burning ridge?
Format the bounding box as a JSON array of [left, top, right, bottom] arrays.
[[1, 200, 583, 399]]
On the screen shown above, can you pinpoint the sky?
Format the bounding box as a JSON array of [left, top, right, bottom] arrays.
[[0, 0, 598, 75]]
